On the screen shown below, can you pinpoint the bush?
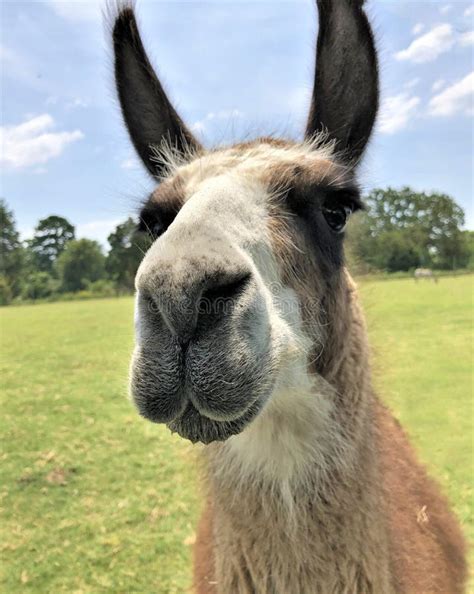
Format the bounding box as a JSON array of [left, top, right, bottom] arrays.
[[56, 239, 106, 292], [0, 275, 13, 305], [374, 231, 421, 272], [21, 272, 57, 300], [347, 188, 467, 272], [85, 279, 117, 297]]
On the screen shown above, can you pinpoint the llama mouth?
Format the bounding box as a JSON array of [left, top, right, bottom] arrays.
[[167, 399, 263, 444]]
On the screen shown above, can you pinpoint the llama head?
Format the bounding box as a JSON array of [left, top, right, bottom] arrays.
[[112, 0, 379, 444]]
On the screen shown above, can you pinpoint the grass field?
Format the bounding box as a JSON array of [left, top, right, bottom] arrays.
[[1, 275, 472, 593]]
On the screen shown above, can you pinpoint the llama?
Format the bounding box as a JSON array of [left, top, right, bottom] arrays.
[[111, 1, 466, 592], [414, 268, 438, 283]]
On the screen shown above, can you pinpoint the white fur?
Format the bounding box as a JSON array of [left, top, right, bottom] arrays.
[[152, 135, 339, 185], [136, 140, 350, 498]]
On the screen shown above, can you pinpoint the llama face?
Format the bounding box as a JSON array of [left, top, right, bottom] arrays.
[[111, 1, 378, 444], [130, 141, 359, 443]]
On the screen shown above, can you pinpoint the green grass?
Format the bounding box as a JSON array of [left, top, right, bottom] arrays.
[[359, 276, 473, 572], [1, 276, 472, 593]]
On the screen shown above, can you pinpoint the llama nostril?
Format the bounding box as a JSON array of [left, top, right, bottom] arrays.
[[146, 297, 160, 315], [144, 270, 252, 346], [199, 273, 252, 316], [161, 293, 200, 346]]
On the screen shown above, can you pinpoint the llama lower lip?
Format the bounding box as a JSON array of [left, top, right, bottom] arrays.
[[167, 400, 262, 444]]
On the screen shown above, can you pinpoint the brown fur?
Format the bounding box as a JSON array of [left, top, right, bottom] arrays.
[[111, 4, 467, 591], [377, 401, 467, 594], [192, 202, 466, 593], [195, 400, 467, 593], [148, 175, 186, 210], [138, 150, 466, 593]]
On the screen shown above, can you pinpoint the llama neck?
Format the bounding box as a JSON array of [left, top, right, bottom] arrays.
[[203, 271, 393, 593], [207, 270, 375, 491]]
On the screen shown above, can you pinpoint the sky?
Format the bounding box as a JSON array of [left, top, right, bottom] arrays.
[[1, 0, 473, 247]]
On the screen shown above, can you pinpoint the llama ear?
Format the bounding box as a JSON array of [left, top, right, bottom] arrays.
[[305, 0, 379, 165], [112, 5, 201, 177]]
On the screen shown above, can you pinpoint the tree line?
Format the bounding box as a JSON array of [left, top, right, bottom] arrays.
[[346, 187, 472, 273], [0, 201, 148, 305], [1, 187, 472, 305]]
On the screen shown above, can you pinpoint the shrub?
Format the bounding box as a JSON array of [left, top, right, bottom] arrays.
[[56, 239, 106, 292], [21, 272, 57, 300], [85, 279, 117, 297], [0, 275, 13, 305]]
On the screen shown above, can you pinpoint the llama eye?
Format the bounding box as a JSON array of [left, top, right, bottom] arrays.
[[322, 204, 352, 233]]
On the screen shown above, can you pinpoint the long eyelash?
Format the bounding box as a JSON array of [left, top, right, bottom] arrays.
[[138, 215, 154, 235], [133, 240, 149, 258], [322, 188, 363, 212], [136, 219, 155, 251]]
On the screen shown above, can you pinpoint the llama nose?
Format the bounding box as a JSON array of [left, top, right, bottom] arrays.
[[150, 269, 252, 346]]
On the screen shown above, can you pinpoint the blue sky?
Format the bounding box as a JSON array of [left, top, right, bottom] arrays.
[[1, 0, 473, 246]]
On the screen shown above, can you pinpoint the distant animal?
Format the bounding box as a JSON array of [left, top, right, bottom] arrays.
[[415, 268, 438, 282], [111, 1, 466, 592]]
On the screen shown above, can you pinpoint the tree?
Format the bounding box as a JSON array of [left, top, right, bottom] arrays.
[[56, 239, 106, 292], [0, 199, 24, 297], [462, 231, 474, 270], [346, 211, 378, 272], [29, 215, 75, 273], [434, 226, 470, 270], [0, 275, 13, 305], [106, 217, 146, 292], [348, 187, 467, 271], [373, 230, 421, 272], [22, 272, 56, 300]]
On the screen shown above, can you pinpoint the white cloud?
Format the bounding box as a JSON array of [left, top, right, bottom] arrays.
[[412, 23, 424, 36], [465, 6, 474, 18], [288, 86, 311, 113], [121, 156, 140, 170], [432, 79, 446, 92], [404, 78, 421, 90], [0, 43, 39, 89], [44, 96, 89, 110], [206, 109, 243, 121], [0, 114, 83, 170], [428, 71, 474, 117], [76, 218, 123, 246], [66, 97, 89, 109], [191, 121, 206, 134], [439, 4, 452, 15], [395, 24, 454, 63], [191, 109, 243, 135], [19, 226, 34, 242], [46, 0, 102, 22], [378, 93, 420, 134], [459, 31, 474, 47], [0, 43, 20, 66]]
